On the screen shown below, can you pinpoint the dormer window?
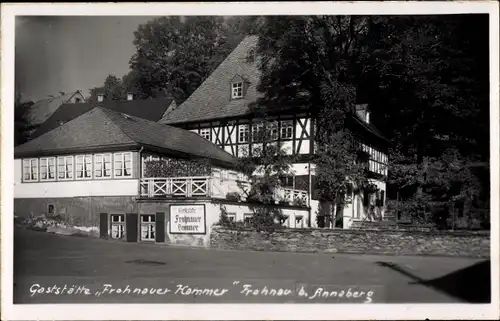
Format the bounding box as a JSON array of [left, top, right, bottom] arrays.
[[247, 48, 256, 63], [232, 82, 243, 99]]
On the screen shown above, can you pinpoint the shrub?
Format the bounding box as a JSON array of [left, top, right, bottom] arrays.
[[144, 158, 211, 177], [226, 192, 241, 202]]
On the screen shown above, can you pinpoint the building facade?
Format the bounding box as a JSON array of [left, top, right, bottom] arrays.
[[160, 36, 391, 228], [14, 107, 310, 246]]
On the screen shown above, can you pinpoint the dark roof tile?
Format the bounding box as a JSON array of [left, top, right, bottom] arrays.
[[16, 107, 238, 167], [31, 97, 173, 139], [160, 36, 260, 124]]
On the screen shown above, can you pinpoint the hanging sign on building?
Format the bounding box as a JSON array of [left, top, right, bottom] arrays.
[[170, 204, 206, 234]]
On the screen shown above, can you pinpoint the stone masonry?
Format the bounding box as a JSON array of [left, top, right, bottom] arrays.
[[210, 226, 490, 258]]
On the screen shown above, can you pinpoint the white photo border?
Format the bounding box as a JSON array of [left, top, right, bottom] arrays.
[[1, 2, 499, 320]]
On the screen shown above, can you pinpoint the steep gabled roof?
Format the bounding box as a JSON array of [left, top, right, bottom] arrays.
[[160, 35, 261, 125], [28, 90, 86, 125], [15, 107, 238, 167], [31, 97, 174, 139], [160, 35, 388, 144]]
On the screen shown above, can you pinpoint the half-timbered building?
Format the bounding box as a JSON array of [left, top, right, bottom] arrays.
[[160, 35, 391, 228], [14, 107, 310, 246]]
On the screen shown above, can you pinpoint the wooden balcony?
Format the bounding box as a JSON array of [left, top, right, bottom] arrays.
[[139, 177, 309, 206], [278, 188, 308, 205], [140, 176, 211, 198]]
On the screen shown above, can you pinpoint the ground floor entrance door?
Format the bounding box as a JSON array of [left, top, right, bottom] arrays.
[[126, 213, 138, 242]]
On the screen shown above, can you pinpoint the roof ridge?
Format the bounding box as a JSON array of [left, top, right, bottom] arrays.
[[104, 107, 237, 160], [96, 107, 139, 144]]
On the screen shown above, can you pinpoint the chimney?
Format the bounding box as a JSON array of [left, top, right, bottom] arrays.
[[127, 93, 134, 101], [365, 111, 370, 124], [97, 94, 104, 102]]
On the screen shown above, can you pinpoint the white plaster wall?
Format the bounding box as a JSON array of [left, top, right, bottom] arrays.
[[15, 179, 139, 198], [210, 126, 220, 144], [289, 163, 316, 176], [309, 200, 320, 228], [298, 140, 310, 154], [347, 178, 387, 225], [15, 158, 139, 198], [281, 141, 293, 155], [213, 203, 310, 228]]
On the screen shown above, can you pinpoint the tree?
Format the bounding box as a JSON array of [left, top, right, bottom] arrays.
[[361, 15, 489, 164], [234, 114, 299, 231], [88, 74, 127, 103], [87, 16, 259, 104], [129, 16, 228, 103], [255, 16, 372, 226], [360, 15, 490, 227], [128, 16, 262, 104], [14, 93, 37, 146], [254, 15, 490, 229]]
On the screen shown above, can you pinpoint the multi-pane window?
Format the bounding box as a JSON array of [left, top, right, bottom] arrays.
[[232, 82, 243, 99], [140, 215, 156, 241], [39, 157, 56, 181], [75, 155, 93, 179], [227, 213, 236, 222], [114, 152, 133, 178], [295, 216, 304, 228], [22, 159, 39, 182], [280, 120, 293, 139], [269, 121, 279, 141], [94, 153, 112, 178], [252, 123, 263, 142], [57, 156, 74, 180], [238, 124, 249, 143], [200, 128, 211, 140], [110, 214, 125, 239], [281, 215, 290, 227], [243, 214, 253, 226]]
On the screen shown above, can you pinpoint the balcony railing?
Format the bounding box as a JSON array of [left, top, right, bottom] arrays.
[[140, 176, 210, 198], [139, 177, 309, 205], [278, 188, 308, 205]]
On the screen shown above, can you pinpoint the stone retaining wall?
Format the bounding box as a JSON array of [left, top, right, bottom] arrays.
[[210, 226, 490, 258]]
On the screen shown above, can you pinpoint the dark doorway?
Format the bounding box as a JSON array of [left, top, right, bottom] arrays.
[[126, 213, 138, 242]]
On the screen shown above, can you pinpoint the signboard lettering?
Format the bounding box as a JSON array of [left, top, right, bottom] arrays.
[[170, 204, 206, 234]]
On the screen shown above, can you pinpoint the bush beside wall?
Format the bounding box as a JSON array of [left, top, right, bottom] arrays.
[[210, 226, 490, 258]]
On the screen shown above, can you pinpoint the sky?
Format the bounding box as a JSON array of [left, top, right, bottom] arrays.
[[15, 16, 158, 102]]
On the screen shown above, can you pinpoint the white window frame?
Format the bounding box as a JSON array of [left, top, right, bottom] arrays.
[[75, 154, 93, 180], [113, 152, 133, 178], [57, 156, 74, 180], [281, 215, 290, 227], [252, 123, 263, 142], [238, 124, 249, 143], [22, 158, 39, 182], [243, 213, 253, 225], [280, 120, 293, 139], [94, 153, 112, 179], [200, 128, 211, 140], [110, 214, 125, 239], [295, 216, 303, 228], [232, 82, 243, 99], [140, 214, 156, 241], [39, 157, 56, 181], [226, 213, 236, 222], [269, 121, 279, 141]]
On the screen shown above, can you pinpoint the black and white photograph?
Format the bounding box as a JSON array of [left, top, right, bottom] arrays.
[[1, 2, 499, 320]]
